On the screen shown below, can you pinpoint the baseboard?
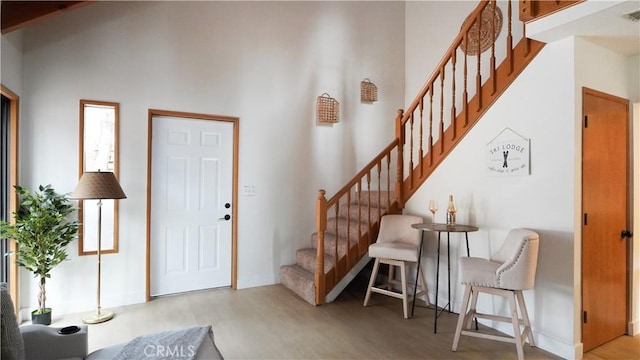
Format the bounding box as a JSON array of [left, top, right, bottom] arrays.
[[629, 320, 640, 336], [488, 321, 578, 359], [237, 274, 276, 289]]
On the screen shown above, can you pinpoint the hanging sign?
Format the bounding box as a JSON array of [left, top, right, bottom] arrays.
[[486, 128, 530, 176]]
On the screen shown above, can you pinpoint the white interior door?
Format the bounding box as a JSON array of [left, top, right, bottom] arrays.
[[150, 115, 233, 296]]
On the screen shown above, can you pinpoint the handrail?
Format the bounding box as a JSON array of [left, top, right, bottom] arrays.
[[402, 1, 490, 118], [326, 139, 400, 207]]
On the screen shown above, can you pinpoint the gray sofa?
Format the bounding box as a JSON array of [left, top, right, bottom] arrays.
[[1, 283, 223, 360]]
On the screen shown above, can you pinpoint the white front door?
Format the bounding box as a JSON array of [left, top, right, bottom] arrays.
[[150, 115, 233, 296]]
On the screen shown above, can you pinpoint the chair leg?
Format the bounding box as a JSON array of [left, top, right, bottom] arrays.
[[364, 258, 381, 307], [400, 262, 409, 319], [507, 291, 525, 360], [465, 286, 479, 330], [516, 290, 535, 347], [452, 285, 472, 351], [387, 263, 396, 290]]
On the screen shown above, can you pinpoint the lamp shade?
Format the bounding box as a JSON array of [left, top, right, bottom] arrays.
[[71, 171, 126, 200]]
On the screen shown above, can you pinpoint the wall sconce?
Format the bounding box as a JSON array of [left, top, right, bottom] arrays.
[[317, 93, 339, 124], [360, 78, 378, 102]]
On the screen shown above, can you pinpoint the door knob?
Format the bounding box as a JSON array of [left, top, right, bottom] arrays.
[[621, 230, 633, 238], [219, 214, 231, 221]]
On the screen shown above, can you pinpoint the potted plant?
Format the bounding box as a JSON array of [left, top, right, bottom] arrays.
[[0, 184, 79, 325]]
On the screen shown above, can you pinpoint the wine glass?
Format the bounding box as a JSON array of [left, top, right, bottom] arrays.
[[428, 200, 438, 222]]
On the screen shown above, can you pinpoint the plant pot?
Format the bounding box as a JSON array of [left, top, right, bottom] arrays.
[[31, 308, 52, 325]]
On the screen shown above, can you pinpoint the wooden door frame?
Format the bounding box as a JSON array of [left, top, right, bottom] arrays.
[[1, 85, 19, 315], [580, 87, 631, 349], [633, 102, 640, 337], [145, 109, 239, 301]]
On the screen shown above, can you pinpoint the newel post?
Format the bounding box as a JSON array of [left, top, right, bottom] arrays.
[[315, 189, 327, 305], [395, 109, 405, 209]]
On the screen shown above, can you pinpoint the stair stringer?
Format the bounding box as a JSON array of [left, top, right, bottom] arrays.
[[325, 254, 371, 303]]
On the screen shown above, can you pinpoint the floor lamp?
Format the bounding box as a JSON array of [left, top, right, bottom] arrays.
[[72, 171, 126, 324]]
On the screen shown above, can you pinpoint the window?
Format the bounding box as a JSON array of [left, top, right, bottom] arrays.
[[78, 100, 120, 255], [1, 85, 19, 310], [1, 94, 9, 283]]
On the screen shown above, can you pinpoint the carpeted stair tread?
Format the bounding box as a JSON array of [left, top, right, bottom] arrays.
[[326, 217, 370, 240], [280, 190, 393, 305], [351, 191, 394, 207], [310, 232, 357, 258], [280, 265, 316, 306], [296, 248, 335, 274], [336, 203, 388, 223]]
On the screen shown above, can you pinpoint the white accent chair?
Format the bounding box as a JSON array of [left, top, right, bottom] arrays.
[[363, 214, 429, 319], [452, 229, 539, 360]]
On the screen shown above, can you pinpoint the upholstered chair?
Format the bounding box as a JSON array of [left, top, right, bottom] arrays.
[[452, 229, 540, 360], [363, 214, 429, 319]]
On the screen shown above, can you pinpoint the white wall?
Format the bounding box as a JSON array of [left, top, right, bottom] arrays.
[[404, 1, 476, 105], [13, 1, 405, 316], [1, 30, 23, 94], [574, 37, 640, 349], [405, 4, 640, 357], [404, 37, 577, 358]]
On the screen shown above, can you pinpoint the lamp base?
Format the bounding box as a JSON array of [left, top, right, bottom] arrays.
[[82, 310, 114, 324]]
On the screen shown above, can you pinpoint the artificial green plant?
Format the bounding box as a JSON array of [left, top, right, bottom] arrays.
[[0, 184, 79, 315]]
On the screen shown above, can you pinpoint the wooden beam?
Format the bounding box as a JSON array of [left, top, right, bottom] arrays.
[[1, 1, 90, 34]]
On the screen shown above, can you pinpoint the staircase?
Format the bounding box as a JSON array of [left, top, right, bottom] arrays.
[[281, 0, 550, 305]]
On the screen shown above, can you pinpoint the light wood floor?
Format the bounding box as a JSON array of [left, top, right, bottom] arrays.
[[582, 334, 640, 360], [47, 279, 633, 359]]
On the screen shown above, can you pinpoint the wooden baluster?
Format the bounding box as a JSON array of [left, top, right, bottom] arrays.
[[451, 50, 457, 140], [507, 0, 514, 74], [366, 172, 372, 229], [490, 0, 497, 94], [419, 98, 424, 177], [386, 154, 391, 211], [315, 189, 327, 305], [377, 161, 382, 221], [409, 111, 415, 186], [357, 180, 363, 251], [429, 88, 434, 165], [463, 34, 469, 126], [439, 70, 445, 154], [476, 15, 482, 111], [334, 201, 339, 283], [395, 109, 404, 209], [346, 189, 351, 270]]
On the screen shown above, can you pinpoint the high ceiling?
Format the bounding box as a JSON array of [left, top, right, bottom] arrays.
[[2, 1, 639, 56], [1, 1, 90, 34]]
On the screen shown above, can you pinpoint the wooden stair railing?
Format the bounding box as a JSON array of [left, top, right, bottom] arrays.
[[315, 140, 401, 304], [314, 0, 546, 305]]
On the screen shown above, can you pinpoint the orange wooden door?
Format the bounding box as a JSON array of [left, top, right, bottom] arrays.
[[581, 88, 629, 351]]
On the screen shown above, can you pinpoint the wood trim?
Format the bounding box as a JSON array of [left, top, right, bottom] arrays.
[[1, 1, 91, 34], [401, 38, 545, 201], [145, 109, 239, 301], [519, 0, 583, 22], [581, 87, 630, 350], [77, 100, 121, 256], [1, 85, 20, 315]]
